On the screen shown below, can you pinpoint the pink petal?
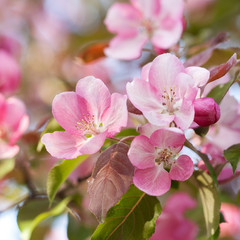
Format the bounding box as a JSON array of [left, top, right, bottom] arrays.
[[128, 135, 155, 169], [0, 142, 19, 159], [174, 100, 195, 130], [150, 214, 198, 240], [186, 66, 210, 87], [158, 0, 184, 19], [149, 53, 185, 92], [76, 76, 111, 121], [126, 78, 161, 114], [130, 0, 161, 18], [101, 93, 128, 136], [0, 51, 21, 95], [151, 22, 183, 49], [169, 155, 193, 181], [41, 131, 107, 159], [104, 33, 148, 60], [144, 111, 175, 127], [150, 128, 185, 153], [175, 72, 197, 101], [52, 92, 89, 135], [139, 123, 162, 138], [164, 193, 196, 215], [141, 62, 152, 81], [133, 164, 171, 196], [104, 3, 141, 36], [4, 97, 29, 143]]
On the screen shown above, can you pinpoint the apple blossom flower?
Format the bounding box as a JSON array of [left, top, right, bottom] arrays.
[[104, 0, 184, 60], [220, 203, 240, 239], [0, 94, 29, 159], [127, 53, 210, 130], [150, 193, 198, 240], [193, 97, 220, 127], [0, 50, 21, 95], [41, 76, 128, 159], [128, 127, 193, 196]]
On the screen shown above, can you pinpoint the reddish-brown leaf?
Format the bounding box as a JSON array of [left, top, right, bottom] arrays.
[[184, 32, 229, 68], [208, 53, 238, 83], [77, 42, 108, 63], [127, 99, 142, 115], [88, 142, 134, 221]]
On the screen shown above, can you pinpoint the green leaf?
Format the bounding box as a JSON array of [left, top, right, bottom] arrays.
[[37, 118, 64, 152], [91, 185, 161, 240], [207, 78, 234, 104], [67, 214, 94, 240], [47, 155, 89, 204], [194, 126, 209, 137], [195, 171, 220, 237], [0, 158, 15, 179], [18, 197, 71, 240], [115, 128, 139, 137], [224, 144, 240, 174]]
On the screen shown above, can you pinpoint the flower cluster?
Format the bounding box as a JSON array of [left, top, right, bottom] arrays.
[[0, 41, 28, 159]]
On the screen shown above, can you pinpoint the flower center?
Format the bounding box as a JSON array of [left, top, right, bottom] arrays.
[[76, 114, 103, 138], [155, 148, 173, 168], [139, 19, 155, 37], [161, 87, 182, 114]]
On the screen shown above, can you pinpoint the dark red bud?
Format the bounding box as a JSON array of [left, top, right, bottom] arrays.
[[194, 97, 220, 127]]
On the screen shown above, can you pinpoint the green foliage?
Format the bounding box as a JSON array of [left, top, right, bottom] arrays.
[[115, 128, 139, 137], [0, 158, 15, 179], [47, 155, 89, 204], [224, 144, 240, 174], [17, 197, 71, 240], [207, 78, 234, 104], [194, 126, 209, 137], [67, 214, 94, 240], [194, 171, 221, 237], [91, 185, 161, 240]]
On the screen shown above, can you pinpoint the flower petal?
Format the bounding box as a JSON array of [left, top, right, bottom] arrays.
[[133, 164, 171, 196], [174, 100, 195, 130], [0, 142, 19, 159], [150, 128, 185, 153], [126, 77, 161, 113], [186, 66, 210, 87], [41, 131, 107, 159], [164, 193, 196, 215], [130, 0, 161, 18], [76, 76, 111, 121], [104, 3, 141, 36], [101, 93, 128, 136], [151, 22, 183, 49], [149, 53, 185, 92], [4, 97, 29, 143], [128, 135, 155, 169], [52, 92, 89, 135], [169, 155, 193, 181], [104, 33, 148, 60]]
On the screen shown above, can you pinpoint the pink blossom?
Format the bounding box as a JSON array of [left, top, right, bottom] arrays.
[[0, 94, 29, 159], [193, 97, 220, 127], [150, 193, 198, 240], [0, 50, 21, 95], [128, 127, 193, 196], [104, 0, 184, 60], [127, 53, 210, 130], [220, 203, 240, 238], [41, 76, 128, 159]]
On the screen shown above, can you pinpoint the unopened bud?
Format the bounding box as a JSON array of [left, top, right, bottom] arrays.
[[194, 97, 220, 127]]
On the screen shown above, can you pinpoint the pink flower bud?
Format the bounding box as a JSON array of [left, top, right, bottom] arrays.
[[194, 97, 220, 127]]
